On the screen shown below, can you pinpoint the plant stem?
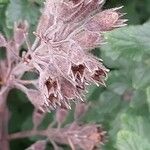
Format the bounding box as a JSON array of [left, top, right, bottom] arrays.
[[8, 128, 70, 146], [8, 130, 47, 140], [31, 37, 40, 51], [0, 91, 10, 150]]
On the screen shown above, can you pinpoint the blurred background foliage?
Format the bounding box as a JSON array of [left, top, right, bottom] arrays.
[[0, 0, 150, 150]]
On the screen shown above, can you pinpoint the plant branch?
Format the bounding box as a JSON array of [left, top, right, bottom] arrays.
[[8, 130, 47, 140], [0, 91, 10, 150], [31, 37, 40, 51]]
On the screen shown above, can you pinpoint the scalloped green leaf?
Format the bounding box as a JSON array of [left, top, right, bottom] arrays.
[[132, 64, 150, 89], [120, 114, 150, 139], [103, 21, 150, 62], [116, 130, 150, 150]]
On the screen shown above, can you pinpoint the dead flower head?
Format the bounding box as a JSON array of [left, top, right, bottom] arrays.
[[26, 0, 127, 111]]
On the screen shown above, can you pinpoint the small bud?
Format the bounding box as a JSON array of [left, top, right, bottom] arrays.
[[56, 108, 68, 126], [0, 33, 6, 47], [74, 102, 89, 120], [26, 140, 47, 150], [32, 108, 46, 129], [14, 21, 28, 47], [85, 8, 126, 32]]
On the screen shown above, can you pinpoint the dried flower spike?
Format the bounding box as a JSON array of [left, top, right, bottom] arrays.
[[26, 0, 126, 111]]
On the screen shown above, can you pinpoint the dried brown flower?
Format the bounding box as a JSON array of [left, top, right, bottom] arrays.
[[52, 123, 106, 150], [27, 0, 126, 111]]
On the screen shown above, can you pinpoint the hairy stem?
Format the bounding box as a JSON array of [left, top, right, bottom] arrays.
[[8, 128, 70, 147], [0, 91, 10, 150], [8, 130, 47, 140], [31, 37, 40, 51]]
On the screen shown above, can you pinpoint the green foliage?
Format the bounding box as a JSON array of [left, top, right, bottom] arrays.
[[0, 0, 150, 150], [6, 0, 40, 28], [0, 0, 9, 4]]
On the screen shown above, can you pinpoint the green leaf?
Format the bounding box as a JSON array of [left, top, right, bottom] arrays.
[[85, 90, 122, 124], [32, 0, 43, 5], [103, 21, 150, 62], [0, 47, 6, 59], [132, 64, 150, 89], [146, 86, 150, 112], [107, 71, 131, 95], [120, 114, 150, 140], [6, 0, 40, 28], [21, 116, 33, 131], [129, 90, 147, 109], [116, 130, 150, 150], [101, 23, 150, 74], [0, 0, 9, 4], [7, 89, 33, 133]]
